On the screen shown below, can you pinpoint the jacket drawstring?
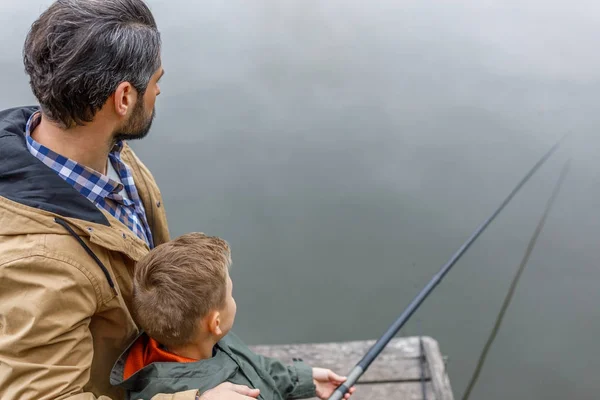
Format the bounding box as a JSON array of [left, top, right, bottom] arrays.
[[54, 217, 118, 296]]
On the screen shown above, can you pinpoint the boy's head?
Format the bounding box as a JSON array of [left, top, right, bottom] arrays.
[[133, 233, 237, 348]]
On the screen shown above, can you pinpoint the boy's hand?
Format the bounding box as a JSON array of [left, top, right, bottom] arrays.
[[312, 368, 356, 400]]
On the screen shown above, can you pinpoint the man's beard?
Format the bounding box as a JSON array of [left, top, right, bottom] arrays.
[[113, 98, 156, 143]]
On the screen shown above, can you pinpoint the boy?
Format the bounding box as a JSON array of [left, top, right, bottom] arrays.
[[110, 233, 356, 400]]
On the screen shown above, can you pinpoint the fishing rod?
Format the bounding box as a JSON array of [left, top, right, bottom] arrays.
[[328, 135, 568, 400]]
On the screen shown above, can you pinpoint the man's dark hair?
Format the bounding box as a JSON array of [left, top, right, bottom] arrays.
[[23, 0, 162, 128]]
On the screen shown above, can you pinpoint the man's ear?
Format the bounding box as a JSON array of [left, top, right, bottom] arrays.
[[112, 81, 136, 118], [206, 310, 222, 336]]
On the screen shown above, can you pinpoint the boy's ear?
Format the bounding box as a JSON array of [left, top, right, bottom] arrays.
[[206, 310, 221, 336]]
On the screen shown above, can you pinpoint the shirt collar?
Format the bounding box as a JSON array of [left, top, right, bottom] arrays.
[[25, 111, 124, 196], [111, 138, 124, 154]]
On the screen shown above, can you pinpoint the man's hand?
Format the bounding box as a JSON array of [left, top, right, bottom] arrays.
[[199, 382, 260, 400], [312, 368, 356, 400]]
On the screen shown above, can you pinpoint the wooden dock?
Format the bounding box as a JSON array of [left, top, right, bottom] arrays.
[[250, 336, 454, 400]]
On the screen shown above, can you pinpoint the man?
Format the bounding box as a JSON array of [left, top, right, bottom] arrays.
[[0, 1, 259, 399]]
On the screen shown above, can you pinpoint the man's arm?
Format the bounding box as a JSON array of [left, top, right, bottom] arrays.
[[151, 384, 260, 400], [0, 255, 103, 400]]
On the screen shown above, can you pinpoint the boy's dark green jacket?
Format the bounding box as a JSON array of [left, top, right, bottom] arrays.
[[110, 331, 317, 400]]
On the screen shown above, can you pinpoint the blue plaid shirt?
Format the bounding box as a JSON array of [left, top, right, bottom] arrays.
[[26, 112, 154, 248]]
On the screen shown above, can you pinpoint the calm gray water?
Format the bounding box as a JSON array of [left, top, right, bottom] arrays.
[[2, 1, 600, 399]]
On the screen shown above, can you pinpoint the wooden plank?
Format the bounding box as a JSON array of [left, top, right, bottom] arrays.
[[350, 382, 435, 400], [250, 337, 429, 382], [421, 337, 454, 400], [250, 336, 455, 399]]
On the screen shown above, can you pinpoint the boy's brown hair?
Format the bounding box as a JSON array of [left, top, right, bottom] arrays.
[[133, 232, 231, 348]]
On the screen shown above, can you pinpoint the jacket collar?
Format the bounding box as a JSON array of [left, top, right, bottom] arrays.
[[0, 106, 110, 225], [110, 332, 239, 390]]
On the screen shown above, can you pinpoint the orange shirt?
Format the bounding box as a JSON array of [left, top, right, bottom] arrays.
[[123, 335, 197, 380]]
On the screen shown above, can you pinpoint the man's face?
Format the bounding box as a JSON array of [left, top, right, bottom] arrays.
[[113, 66, 164, 142]]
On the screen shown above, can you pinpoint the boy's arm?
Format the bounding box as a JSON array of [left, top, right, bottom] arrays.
[[255, 354, 317, 399]]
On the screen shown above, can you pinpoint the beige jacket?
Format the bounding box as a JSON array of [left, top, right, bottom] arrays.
[[0, 106, 196, 400]]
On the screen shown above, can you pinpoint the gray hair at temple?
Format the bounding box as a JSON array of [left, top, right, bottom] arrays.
[[23, 0, 162, 128]]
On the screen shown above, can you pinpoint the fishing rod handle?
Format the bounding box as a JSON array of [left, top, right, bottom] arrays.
[[327, 366, 364, 400]]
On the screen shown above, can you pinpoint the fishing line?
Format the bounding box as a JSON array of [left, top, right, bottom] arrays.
[[462, 159, 572, 400]]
